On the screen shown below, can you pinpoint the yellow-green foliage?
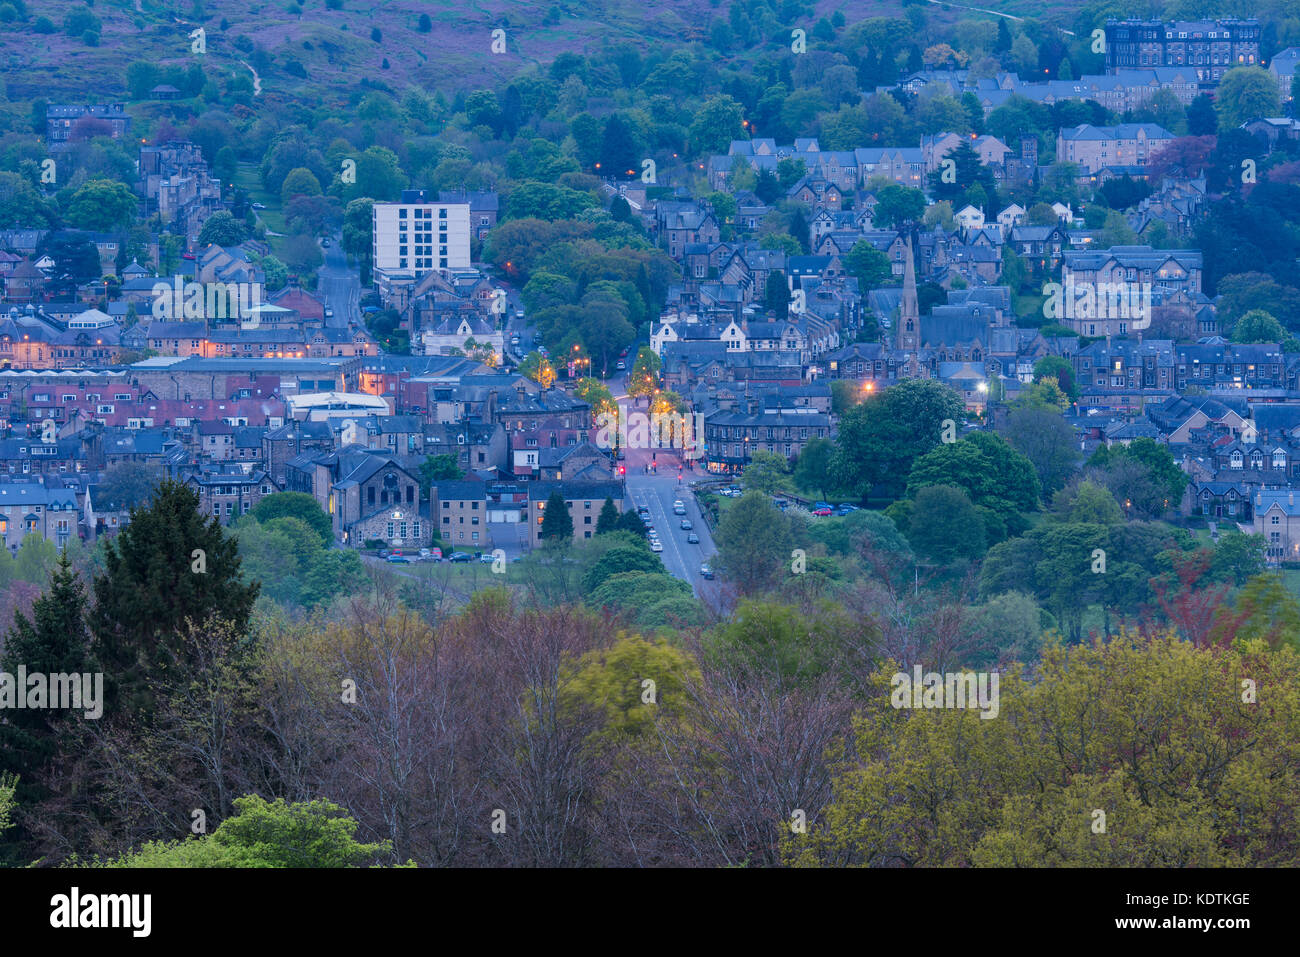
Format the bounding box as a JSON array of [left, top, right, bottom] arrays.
[[101, 796, 396, 868], [786, 633, 1300, 867], [559, 632, 701, 738]]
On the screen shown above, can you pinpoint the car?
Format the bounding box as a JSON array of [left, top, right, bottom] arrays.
[[679, 519, 693, 530], [181, 253, 196, 260], [618, 348, 628, 358], [637, 505, 651, 516], [836, 504, 859, 515], [814, 501, 832, 511], [251, 202, 266, 210], [324, 306, 334, 318], [687, 532, 699, 544], [672, 500, 686, 514], [812, 507, 833, 517], [510, 334, 521, 344], [386, 554, 409, 564], [448, 552, 472, 563], [616, 361, 626, 371], [649, 540, 663, 552], [478, 553, 496, 564], [321, 237, 331, 247], [700, 563, 714, 579], [378, 549, 390, 558]]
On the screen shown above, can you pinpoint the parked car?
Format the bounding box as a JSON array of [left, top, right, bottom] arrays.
[[700, 563, 714, 579], [321, 237, 331, 247], [637, 505, 651, 515], [378, 549, 390, 558], [679, 519, 693, 530], [616, 361, 626, 371], [672, 500, 686, 514], [478, 553, 496, 564], [649, 540, 663, 552], [814, 501, 832, 511], [812, 507, 833, 517], [836, 504, 859, 515], [687, 532, 699, 544], [449, 552, 472, 563], [386, 554, 407, 564], [251, 202, 266, 210], [324, 306, 334, 318]]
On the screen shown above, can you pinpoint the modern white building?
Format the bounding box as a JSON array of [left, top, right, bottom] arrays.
[[372, 190, 471, 279]]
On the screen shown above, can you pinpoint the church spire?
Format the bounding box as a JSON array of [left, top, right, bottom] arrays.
[[898, 228, 919, 352]]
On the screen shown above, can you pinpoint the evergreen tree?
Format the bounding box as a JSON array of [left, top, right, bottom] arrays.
[[765, 270, 790, 319], [89, 480, 259, 720], [0, 549, 92, 862], [596, 497, 621, 534], [540, 491, 574, 542]]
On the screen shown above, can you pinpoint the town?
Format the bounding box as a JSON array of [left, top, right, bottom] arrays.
[[0, 1, 1297, 882]]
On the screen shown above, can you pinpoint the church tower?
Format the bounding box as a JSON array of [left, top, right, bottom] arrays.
[[897, 230, 919, 352]]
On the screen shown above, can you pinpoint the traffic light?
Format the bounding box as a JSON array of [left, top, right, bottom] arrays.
[[618, 465, 626, 476]]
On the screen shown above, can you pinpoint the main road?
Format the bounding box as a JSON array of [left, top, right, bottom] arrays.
[[317, 235, 360, 329]]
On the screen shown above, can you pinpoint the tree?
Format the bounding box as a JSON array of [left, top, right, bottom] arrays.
[[540, 491, 573, 542], [831, 379, 965, 501], [793, 437, 835, 500], [198, 210, 246, 247], [742, 450, 792, 494], [1212, 573, 1300, 651], [519, 351, 556, 389], [844, 241, 892, 289], [1231, 309, 1287, 344], [929, 140, 995, 203], [906, 430, 1040, 536], [1088, 438, 1187, 518], [65, 179, 136, 231], [765, 271, 790, 319], [94, 461, 161, 511], [0, 172, 55, 229], [280, 166, 323, 205], [596, 497, 621, 535], [628, 347, 660, 398], [713, 492, 794, 594], [872, 185, 925, 228], [108, 796, 394, 867], [1215, 66, 1280, 130], [249, 491, 334, 546], [419, 453, 465, 488], [1187, 93, 1218, 136], [1032, 355, 1079, 401], [903, 485, 987, 564], [790, 636, 1300, 867], [89, 480, 260, 721], [688, 94, 745, 156], [1210, 531, 1267, 586]]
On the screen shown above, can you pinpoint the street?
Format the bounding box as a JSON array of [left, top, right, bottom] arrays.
[[317, 236, 359, 328]]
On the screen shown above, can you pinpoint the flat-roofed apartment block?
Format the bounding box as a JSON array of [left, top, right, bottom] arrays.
[[372, 190, 471, 286]]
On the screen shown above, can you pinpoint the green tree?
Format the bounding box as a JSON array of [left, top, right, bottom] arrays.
[[906, 430, 1040, 536], [844, 241, 892, 289], [540, 490, 573, 542], [872, 185, 926, 228], [419, 453, 464, 488], [1214, 66, 1280, 130], [89, 480, 260, 720], [65, 179, 136, 231], [831, 379, 965, 501], [198, 210, 246, 247], [596, 497, 621, 535], [108, 796, 394, 867], [280, 166, 322, 205], [742, 449, 793, 494], [903, 484, 988, 564], [94, 461, 161, 511], [1231, 309, 1287, 345], [713, 491, 794, 593], [249, 491, 333, 546], [793, 437, 836, 500], [628, 346, 660, 398]]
